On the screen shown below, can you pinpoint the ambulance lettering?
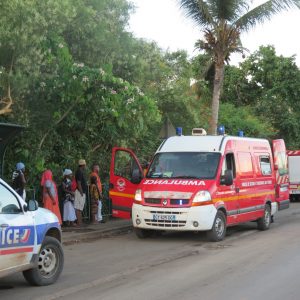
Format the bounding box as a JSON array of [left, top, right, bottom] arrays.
[[143, 179, 205, 186], [241, 180, 272, 187]]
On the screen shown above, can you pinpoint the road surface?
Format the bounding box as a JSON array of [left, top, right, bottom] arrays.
[[1, 203, 300, 300]]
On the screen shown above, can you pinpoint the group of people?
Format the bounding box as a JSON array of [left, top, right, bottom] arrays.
[[11, 159, 104, 226]]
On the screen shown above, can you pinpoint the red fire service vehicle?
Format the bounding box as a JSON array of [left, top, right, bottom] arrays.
[[287, 150, 300, 201], [109, 128, 289, 241]]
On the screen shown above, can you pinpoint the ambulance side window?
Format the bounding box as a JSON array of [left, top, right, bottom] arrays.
[[221, 153, 236, 178], [0, 184, 22, 214], [260, 156, 272, 175]]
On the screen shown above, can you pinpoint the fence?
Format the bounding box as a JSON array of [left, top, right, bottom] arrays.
[[82, 182, 112, 222], [31, 182, 112, 223]]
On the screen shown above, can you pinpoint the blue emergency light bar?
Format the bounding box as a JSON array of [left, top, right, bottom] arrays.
[[238, 130, 244, 137], [176, 127, 182, 136], [217, 125, 225, 135]]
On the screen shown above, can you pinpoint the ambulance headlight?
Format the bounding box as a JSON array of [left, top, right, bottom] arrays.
[[192, 191, 211, 204], [135, 189, 142, 202]]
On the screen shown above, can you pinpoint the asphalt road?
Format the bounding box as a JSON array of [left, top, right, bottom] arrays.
[[1, 203, 300, 300]]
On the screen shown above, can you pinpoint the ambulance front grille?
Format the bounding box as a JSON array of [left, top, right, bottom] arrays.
[[145, 198, 161, 204], [144, 219, 186, 227], [170, 199, 189, 205]]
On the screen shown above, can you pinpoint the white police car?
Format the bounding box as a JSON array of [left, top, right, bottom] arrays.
[[0, 178, 64, 286]]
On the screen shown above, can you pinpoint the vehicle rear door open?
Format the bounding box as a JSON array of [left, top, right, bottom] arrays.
[[272, 139, 289, 210]]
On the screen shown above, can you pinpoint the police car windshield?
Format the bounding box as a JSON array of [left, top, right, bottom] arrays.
[[146, 152, 221, 179]]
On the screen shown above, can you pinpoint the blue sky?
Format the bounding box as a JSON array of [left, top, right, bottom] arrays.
[[129, 0, 300, 65]]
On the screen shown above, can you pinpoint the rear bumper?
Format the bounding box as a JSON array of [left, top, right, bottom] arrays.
[[290, 189, 300, 195], [132, 203, 217, 231]]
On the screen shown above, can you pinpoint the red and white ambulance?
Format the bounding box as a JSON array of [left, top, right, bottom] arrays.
[[109, 129, 289, 241], [287, 150, 300, 200]]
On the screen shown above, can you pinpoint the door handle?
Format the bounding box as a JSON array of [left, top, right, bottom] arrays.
[[0, 224, 9, 228], [235, 187, 240, 193]]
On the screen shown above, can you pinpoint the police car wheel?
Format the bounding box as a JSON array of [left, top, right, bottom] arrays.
[[206, 210, 227, 242], [257, 205, 271, 231], [23, 236, 64, 286]]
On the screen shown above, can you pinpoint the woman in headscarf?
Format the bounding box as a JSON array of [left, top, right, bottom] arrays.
[[62, 169, 77, 226], [41, 170, 62, 224]]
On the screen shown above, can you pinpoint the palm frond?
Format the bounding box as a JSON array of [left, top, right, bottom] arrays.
[[177, 0, 215, 28], [209, 0, 249, 22], [235, 0, 300, 31]]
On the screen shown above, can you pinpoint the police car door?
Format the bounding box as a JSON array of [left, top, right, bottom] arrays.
[[0, 182, 34, 271]]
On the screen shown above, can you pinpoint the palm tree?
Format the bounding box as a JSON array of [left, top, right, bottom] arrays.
[[178, 0, 300, 135]]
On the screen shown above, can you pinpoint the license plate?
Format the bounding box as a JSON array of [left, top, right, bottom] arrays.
[[152, 214, 176, 221]]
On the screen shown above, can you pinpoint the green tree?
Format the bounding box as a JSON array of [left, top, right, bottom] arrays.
[[177, 0, 300, 135], [222, 45, 300, 148], [0, 0, 74, 116]]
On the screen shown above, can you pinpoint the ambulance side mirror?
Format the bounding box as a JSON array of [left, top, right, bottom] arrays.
[[27, 199, 39, 212], [221, 170, 233, 186], [131, 168, 142, 184]]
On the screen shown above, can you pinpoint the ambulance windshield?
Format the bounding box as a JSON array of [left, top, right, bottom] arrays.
[[147, 152, 221, 179]]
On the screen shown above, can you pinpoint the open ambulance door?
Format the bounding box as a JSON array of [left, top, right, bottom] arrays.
[[272, 139, 289, 210], [109, 147, 144, 219]]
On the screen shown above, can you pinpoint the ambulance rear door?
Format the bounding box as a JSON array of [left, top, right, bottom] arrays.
[[0, 183, 34, 271], [272, 139, 289, 210], [109, 147, 144, 219]]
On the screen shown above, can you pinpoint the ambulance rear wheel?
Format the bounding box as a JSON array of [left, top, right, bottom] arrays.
[[23, 236, 64, 286], [134, 228, 153, 239], [207, 210, 227, 242], [257, 205, 271, 231]]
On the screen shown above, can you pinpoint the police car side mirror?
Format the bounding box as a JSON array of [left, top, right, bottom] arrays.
[[27, 199, 39, 212]]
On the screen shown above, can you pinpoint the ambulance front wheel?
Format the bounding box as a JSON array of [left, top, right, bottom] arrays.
[[23, 236, 64, 286], [257, 204, 271, 231], [206, 210, 227, 242]]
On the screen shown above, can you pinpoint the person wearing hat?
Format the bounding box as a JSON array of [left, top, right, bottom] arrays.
[[74, 159, 87, 225], [62, 169, 77, 226], [12, 162, 26, 200]]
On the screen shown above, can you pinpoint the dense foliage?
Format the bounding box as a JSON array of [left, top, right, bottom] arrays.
[[0, 1, 300, 195]]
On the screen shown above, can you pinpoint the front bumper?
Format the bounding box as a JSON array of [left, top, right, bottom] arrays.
[[132, 203, 217, 231]]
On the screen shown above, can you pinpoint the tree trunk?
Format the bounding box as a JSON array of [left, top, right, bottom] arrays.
[[209, 62, 225, 135]]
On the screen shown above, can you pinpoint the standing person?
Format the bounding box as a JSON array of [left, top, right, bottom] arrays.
[[41, 169, 62, 224], [90, 163, 103, 223], [12, 162, 26, 200], [90, 176, 100, 224], [74, 159, 87, 226], [62, 169, 77, 226]]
